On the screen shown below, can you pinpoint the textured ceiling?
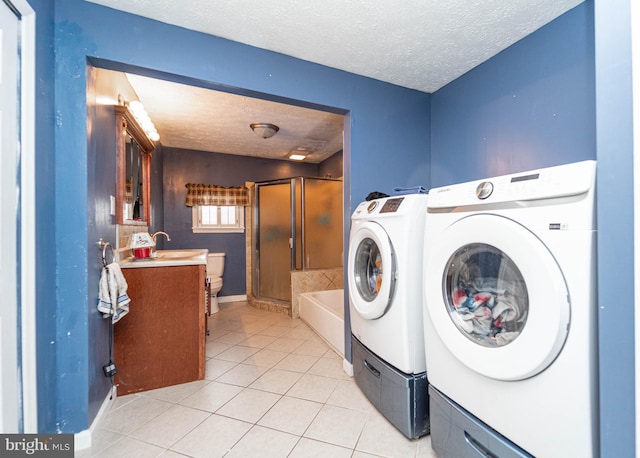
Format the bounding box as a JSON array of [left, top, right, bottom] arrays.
[[125, 74, 345, 163], [86, 0, 584, 162]]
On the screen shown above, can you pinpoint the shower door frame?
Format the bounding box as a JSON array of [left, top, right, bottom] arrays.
[[253, 178, 298, 303], [253, 176, 342, 303]]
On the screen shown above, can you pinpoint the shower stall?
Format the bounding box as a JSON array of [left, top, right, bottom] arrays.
[[253, 177, 343, 304]]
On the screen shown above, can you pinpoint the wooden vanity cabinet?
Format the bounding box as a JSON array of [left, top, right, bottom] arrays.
[[114, 264, 206, 395]]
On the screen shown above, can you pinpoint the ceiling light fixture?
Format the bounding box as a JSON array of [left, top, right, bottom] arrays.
[[127, 100, 160, 141], [288, 154, 306, 161], [250, 122, 279, 139]]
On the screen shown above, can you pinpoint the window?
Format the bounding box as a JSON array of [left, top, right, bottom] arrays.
[[192, 205, 245, 233]]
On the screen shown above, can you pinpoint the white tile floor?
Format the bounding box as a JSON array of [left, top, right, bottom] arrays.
[[78, 301, 437, 457]]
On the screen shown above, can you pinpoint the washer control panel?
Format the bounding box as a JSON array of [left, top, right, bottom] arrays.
[[380, 197, 404, 213]]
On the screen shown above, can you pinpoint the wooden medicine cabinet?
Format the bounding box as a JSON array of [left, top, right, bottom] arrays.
[[115, 105, 154, 225]]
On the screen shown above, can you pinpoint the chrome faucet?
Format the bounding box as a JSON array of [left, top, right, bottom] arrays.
[[151, 231, 171, 243]]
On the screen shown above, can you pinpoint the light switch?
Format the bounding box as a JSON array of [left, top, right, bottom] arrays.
[[110, 195, 116, 216]]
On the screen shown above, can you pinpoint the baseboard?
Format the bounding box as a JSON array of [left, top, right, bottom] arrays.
[[219, 294, 247, 303], [74, 385, 117, 451], [343, 358, 354, 377]]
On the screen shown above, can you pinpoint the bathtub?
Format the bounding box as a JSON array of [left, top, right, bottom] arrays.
[[299, 289, 345, 358]]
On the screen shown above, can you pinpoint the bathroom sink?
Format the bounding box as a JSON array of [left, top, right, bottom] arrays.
[[121, 249, 208, 269], [155, 249, 204, 259]]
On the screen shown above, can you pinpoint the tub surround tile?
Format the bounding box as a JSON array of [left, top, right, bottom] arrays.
[[291, 268, 345, 317]]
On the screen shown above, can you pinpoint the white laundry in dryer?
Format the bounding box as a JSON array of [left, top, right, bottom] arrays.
[[348, 193, 430, 439], [423, 161, 598, 458]]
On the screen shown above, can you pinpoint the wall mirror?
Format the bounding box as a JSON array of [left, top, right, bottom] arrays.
[[115, 105, 154, 225]]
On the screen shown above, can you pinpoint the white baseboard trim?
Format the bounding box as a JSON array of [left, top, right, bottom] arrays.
[[74, 385, 117, 451], [343, 358, 354, 377], [219, 294, 247, 303]]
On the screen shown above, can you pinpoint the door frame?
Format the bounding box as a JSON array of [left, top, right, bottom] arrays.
[[0, 0, 37, 432]]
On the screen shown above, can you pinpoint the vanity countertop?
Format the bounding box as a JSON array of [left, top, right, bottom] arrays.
[[119, 249, 208, 268]]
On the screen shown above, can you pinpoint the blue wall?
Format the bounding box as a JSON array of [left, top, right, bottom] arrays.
[[85, 70, 117, 424], [319, 151, 343, 179], [50, 0, 430, 433], [431, 3, 595, 185], [162, 147, 321, 296]]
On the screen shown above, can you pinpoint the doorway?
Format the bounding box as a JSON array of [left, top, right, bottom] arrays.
[[92, 64, 346, 305]]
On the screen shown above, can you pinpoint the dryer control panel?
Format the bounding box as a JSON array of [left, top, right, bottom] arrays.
[[428, 160, 596, 209]]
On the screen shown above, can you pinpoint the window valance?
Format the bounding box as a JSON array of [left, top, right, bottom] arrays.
[[185, 183, 250, 207]]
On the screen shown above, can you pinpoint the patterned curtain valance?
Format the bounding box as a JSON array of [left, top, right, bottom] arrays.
[[185, 183, 250, 206]]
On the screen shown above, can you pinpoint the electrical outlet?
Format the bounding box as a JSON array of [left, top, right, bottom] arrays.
[[110, 195, 116, 216], [103, 362, 118, 377]]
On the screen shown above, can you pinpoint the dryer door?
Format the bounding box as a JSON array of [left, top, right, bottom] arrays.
[[424, 214, 569, 381], [348, 221, 396, 319]]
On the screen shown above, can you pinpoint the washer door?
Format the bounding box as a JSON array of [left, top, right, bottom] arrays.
[[424, 214, 570, 381], [348, 221, 396, 319]]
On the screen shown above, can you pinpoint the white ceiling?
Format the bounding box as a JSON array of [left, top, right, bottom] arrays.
[[124, 73, 345, 163], [87, 0, 584, 162]]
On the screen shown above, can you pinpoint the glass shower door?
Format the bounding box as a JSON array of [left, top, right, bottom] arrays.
[[303, 178, 343, 269], [257, 182, 292, 302]]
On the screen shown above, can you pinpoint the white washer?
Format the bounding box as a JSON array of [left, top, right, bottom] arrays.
[[423, 161, 597, 458], [348, 193, 429, 439]]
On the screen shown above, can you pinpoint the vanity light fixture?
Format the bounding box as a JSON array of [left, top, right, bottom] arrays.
[[127, 100, 160, 141], [250, 122, 279, 139]]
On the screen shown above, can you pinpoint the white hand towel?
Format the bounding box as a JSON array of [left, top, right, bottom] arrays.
[[97, 262, 131, 323]]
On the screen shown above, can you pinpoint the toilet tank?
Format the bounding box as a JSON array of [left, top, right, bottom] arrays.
[[206, 252, 226, 277]]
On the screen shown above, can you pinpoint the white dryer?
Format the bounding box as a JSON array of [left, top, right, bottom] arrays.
[[348, 193, 429, 439], [423, 161, 597, 458]]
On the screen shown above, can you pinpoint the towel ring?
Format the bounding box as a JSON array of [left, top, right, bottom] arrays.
[[98, 238, 115, 266]]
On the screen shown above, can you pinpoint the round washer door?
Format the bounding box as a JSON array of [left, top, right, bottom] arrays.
[[424, 214, 570, 381], [348, 221, 396, 319]]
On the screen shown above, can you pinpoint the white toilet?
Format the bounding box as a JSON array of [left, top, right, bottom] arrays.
[[206, 252, 225, 313]]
